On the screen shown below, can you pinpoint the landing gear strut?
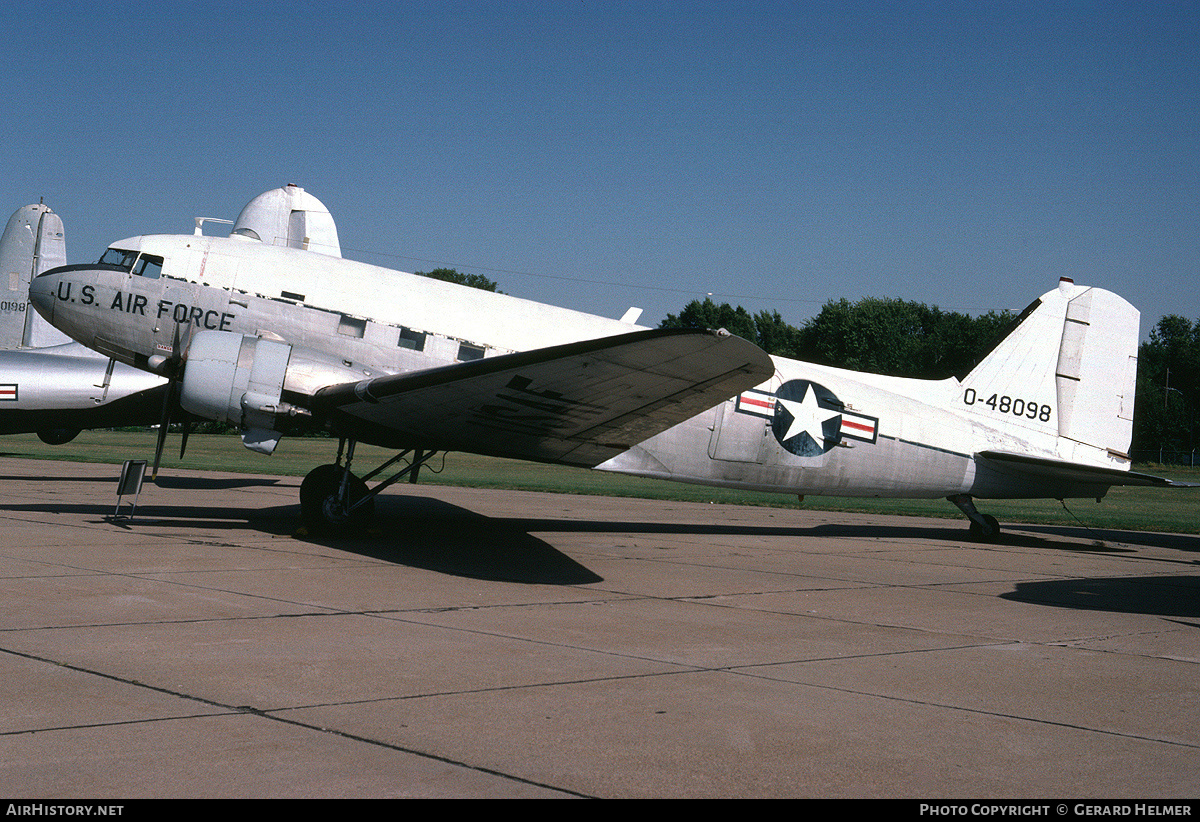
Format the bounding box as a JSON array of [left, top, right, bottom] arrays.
[[298, 438, 439, 534], [948, 494, 1001, 542]]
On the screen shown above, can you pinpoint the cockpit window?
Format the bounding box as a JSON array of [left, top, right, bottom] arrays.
[[98, 248, 139, 269], [96, 248, 164, 278], [133, 254, 163, 279]]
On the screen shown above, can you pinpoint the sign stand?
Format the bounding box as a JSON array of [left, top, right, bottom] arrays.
[[111, 459, 147, 521]]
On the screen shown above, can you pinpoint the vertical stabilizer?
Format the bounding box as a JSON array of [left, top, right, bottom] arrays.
[[960, 278, 1138, 467], [0, 204, 71, 348]]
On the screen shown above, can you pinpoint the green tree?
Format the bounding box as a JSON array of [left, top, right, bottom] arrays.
[[659, 299, 816, 358], [660, 298, 758, 343], [1133, 315, 1199, 458], [660, 295, 1012, 380], [415, 268, 501, 293], [752, 309, 807, 359], [796, 297, 1009, 379]]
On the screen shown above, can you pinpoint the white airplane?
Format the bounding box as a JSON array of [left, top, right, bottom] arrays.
[[27, 189, 1189, 538]]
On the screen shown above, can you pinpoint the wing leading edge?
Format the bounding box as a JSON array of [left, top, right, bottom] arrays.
[[313, 327, 774, 466]]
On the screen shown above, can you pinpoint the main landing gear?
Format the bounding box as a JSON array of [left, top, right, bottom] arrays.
[[948, 494, 1001, 542], [298, 438, 439, 534]]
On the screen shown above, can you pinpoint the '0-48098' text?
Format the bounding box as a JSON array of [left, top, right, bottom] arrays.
[[963, 389, 1051, 422]]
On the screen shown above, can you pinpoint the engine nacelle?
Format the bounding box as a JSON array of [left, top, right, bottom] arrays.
[[180, 330, 388, 455], [180, 331, 295, 454]]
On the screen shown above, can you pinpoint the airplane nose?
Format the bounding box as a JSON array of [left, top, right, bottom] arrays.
[[28, 268, 57, 322]]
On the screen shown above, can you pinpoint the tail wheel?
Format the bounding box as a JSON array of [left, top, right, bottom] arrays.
[[299, 464, 375, 533]]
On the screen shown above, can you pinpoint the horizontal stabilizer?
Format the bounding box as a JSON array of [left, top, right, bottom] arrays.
[[976, 451, 1198, 489], [314, 328, 774, 466]]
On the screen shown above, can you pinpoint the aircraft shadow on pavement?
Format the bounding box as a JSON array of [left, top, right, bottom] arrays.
[[0, 472, 280, 490], [1004, 523, 1200, 554], [0, 472, 127, 484], [485, 516, 1200, 554], [296, 495, 603, 585], [1001, 575, 1200, 619], [0, 492, 602, 584], [152, 476, 281, 490], [8, 473, 1198, 589]]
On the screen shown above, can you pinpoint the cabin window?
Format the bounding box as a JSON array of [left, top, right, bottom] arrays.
[[337, 315, 367, 338], [398, 327, 426, 351], [457, 343, 485, 361]]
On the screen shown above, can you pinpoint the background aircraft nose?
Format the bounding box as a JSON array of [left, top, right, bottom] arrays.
[[28, 270, 56, 321]]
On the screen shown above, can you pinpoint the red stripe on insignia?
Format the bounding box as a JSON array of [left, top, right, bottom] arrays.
[[740, 396, 774, 410], [842, 419, 875, 433]]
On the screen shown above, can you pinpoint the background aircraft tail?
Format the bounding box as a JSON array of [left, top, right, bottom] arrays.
[[959, 278, 1138, 468], [0, 203, 72, 349]]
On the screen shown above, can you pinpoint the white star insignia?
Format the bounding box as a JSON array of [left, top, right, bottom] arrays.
[[777, 384, 841, 447]]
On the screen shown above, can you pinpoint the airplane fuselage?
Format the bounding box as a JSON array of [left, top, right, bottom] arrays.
[[35, 236, 640, 383], [30, 233, 1128, 504]]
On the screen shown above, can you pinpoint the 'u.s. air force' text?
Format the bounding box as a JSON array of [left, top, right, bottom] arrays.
[[54, 282, 234, 331]]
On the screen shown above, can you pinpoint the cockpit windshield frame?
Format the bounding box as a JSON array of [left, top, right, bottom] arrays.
[[98, 248, 138, 269], [97, 248, 164, 279]]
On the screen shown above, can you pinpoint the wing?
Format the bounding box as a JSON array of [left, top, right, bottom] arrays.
[[976, 451, 1199, 489], [312, 328, 774, 466]]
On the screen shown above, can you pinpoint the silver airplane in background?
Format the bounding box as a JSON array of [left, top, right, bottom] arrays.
[[0, 203, 164, 444], [28, 187, 1189, 537]]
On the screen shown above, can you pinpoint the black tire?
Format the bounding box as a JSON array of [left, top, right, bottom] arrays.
[[968, 514, 1001, 542], [299, 464, 375, 533]]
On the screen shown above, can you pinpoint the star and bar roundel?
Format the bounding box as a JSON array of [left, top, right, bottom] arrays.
[[734, 380, 878, 457]]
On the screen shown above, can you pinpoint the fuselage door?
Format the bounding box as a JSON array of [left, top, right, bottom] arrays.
[[708, 374, 779, 463]]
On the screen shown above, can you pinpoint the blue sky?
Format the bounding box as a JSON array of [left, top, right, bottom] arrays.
[[5, 1, 1197, 336]]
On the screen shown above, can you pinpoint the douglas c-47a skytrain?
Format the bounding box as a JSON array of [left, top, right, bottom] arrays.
[[28, 187, 1190, 538]]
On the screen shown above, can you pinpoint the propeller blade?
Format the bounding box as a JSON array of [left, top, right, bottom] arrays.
[[152, 325, 186, 482], [179, 412, 192, 460], [151, 383, 172, 481]]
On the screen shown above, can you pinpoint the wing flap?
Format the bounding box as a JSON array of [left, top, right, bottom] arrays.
[[313, 328, 773, 466]]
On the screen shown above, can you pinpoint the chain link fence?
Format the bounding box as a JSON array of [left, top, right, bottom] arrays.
[[1131, 448, 1198, 467]]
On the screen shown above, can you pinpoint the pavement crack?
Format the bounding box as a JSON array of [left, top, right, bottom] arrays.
[[0, 643, 591, 798]]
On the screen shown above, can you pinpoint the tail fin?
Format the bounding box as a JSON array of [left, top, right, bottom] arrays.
[[0, 203, 71, 349], [960, 278, 1138, 468]]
